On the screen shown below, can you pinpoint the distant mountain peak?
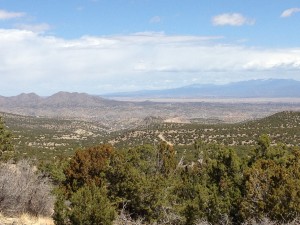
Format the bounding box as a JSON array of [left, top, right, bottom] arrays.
[[50, 91, 88, 97], [16, 92, 40, 98], [12, 92, 42, 102]]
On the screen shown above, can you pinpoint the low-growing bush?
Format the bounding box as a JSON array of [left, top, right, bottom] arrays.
[[70, 184, 116, 225], [0, 159, 54, 216], [53, 184, 116, 225]]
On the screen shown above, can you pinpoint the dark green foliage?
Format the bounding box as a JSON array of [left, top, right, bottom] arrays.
[[175, 143, 243, 224], [53, 189, 69, 225], [53, 134, 300, 225], [157, 141, 177, 175], [108, 144, 178, 223], [39, 156, 68, 185], [54, 145, 116, 225], [69, 184, 116, 225], [205, 146, 243, 223], [248, 134, 271, 163], [240, 136, 300, 222], [169, 136, 300, 224], [175, 166, 210, 224], [53, 184, 116, 225], [55, 143, 180, 224], [108, 150, 150, 219], [0, 117, 13, 158]]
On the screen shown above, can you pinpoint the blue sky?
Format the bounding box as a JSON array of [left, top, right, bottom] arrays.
[[0, 0, 300, 96]]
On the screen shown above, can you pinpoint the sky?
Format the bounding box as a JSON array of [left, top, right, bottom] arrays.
[[0, 0, 300, 96]]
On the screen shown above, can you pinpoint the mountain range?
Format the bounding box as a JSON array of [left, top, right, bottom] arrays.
[[104, 79, 300, 98], [1, 79, 300, 130]]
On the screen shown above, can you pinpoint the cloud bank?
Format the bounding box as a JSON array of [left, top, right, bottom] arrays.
[[0, 29, 299, 96]]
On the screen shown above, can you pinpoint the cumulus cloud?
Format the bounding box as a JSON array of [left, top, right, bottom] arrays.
[[0, 9, 25, 20], [281, 8, 300, 18], [212, 13, 255, 26], [0, 29, 299, 96]]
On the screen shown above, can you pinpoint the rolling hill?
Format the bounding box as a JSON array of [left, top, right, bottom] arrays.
[[1, 111, 299, 160]]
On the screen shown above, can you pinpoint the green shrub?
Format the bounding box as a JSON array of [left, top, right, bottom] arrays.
[[53, 184, 116, 225], [0, 117, 14, 159], [240, 144, 300, 222], [69, 184, 116, 225], [108, 145, 177, 223]]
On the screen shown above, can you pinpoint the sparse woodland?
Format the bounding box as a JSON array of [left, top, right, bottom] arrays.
[[1, 113, 300, 225]]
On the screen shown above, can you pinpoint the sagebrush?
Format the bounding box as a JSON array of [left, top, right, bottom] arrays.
[[0, 159, 54, 216]]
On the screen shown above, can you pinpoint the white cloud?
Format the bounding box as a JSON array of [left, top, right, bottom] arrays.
[[150, 16, 161, 24], [281, 8, 300, 18], [212, 13, 255, 26], [14, 23, 51, 33], [0, 9, 25, 20], [0, 29, 299, 96]]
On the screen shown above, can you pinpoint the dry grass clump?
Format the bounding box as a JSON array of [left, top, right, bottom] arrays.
[[0, 213, 54, 225], [242, 218, 300, 225]]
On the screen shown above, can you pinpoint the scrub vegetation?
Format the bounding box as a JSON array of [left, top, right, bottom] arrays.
[[0, 111, 300, 224]]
